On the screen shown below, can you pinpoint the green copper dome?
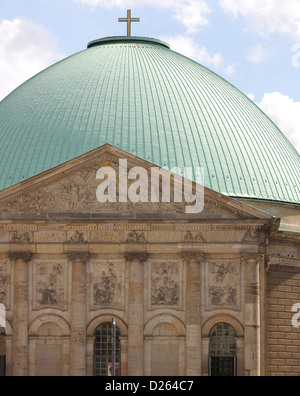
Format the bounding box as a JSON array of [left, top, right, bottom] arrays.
[[0, 36, 299, 204]]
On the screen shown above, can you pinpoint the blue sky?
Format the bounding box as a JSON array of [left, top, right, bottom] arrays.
[[1, 0, 300, 152]]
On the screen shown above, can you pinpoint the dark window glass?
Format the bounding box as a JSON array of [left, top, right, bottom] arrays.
[[209, 323, 236, 377], [93, 323, 121, 377]]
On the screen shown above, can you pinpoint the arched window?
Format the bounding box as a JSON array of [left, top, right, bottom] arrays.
[[209, 323, 236, 377], [93, 322, 121, 377], [0, 329, 5, 377]]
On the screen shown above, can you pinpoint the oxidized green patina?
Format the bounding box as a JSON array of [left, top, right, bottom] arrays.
[[0, 37, 299, 204]]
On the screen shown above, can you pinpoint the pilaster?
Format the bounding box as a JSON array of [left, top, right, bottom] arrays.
[[9, 252, 32, 376], [241, 253, 263, 376], [68, 252, 90, 376], [183, 253, 204, 376], [125, 253, 147, 376]]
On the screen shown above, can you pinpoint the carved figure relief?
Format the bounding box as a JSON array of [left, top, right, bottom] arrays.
[[0, 160, 187, 215], [207, 261, 240, 309], [67, 231, 87, 244], [183, 231, 206, 243], [36, 262, 65, 308], [0, 152, 249, 219], [126, 231, 147, 243], [11, 232, 31, 243], [92, 262, 123, 308], [151, 262, 179, 306], [243, 230, 260, 242]]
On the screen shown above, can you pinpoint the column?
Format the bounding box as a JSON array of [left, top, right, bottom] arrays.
[[125, 253, 147, 376], [183, 254, 203, 376], [242, 254, 262, 376], [68, 252, 90, 377], [10, 251, 32, 376]]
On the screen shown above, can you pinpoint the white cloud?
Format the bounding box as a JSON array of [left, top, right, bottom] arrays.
[[251, 92, 300, 153], [224, 63, 236, 76], [219, 0, 300, 40], [0, 18, 64, 101], [172, 0, 212, 33], [161, 34, 224, 69], [162, 34, 237, 77], [247, 44, 271, 64], [74, 0, 212, 33]]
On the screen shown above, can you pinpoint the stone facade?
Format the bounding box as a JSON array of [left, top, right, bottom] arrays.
[[266, 264, 300, 376], [0, 145, 299, 376]]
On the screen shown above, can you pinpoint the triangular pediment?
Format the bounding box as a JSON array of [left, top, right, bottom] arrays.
[[0, 145, 273, 221]]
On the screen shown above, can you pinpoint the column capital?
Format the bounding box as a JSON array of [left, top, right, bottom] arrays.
[[241, 253, 264, 264], [67, 252, 91, 263], [9, 251, 33, 262], [182, 253, 205, 264], [125, 252, 148, 263]]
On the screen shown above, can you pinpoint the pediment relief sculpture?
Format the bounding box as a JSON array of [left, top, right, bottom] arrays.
[[0, 146, 271, 220]]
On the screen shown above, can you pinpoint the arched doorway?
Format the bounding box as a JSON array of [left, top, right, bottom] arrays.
[[0, 328, 5, 377], [209, 323, 237, 377], [93, 322, 121, 377]]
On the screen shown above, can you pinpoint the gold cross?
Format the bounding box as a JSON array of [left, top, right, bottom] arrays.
[[118, 10, 140, 37]]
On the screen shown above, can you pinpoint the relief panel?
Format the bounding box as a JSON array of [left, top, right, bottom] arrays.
[[90, 260, 125, 310], [149, 261, 183, 310], [206, 259, 241, 311], [33, 260, 68, 310]]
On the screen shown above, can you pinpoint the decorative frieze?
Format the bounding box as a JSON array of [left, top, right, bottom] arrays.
[[0, 224, 268, 246], [183, 231, 206, 243], [126, 231, 147, 243], [11, 232, 31, 244], [242, 230, 260, 242]]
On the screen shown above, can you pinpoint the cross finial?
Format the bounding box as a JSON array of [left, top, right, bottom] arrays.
[[118, 10, 140, 37]]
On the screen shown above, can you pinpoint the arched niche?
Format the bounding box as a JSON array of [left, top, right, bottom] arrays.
[[29, 314, 71, 337], [144, 314, 186, 376], [29, 315, 71, 377]]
